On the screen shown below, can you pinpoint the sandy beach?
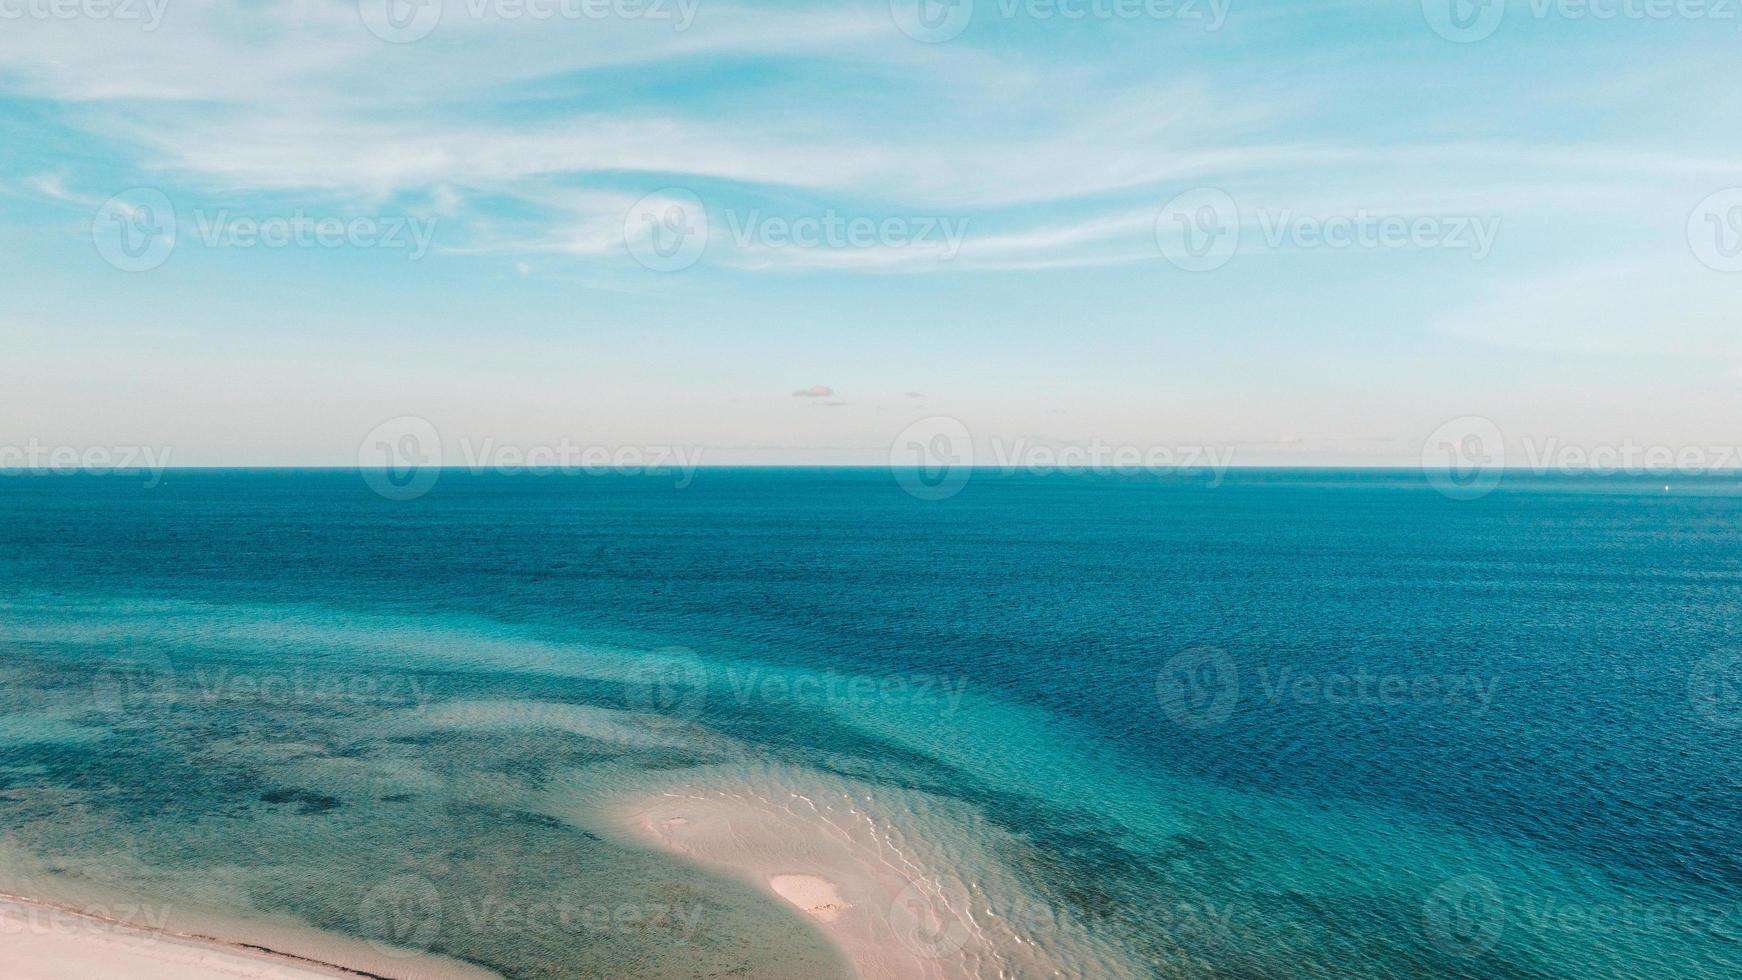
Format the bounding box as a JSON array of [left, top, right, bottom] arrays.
[[601, 767, 1131, 980], [0, 894, 499, 980]]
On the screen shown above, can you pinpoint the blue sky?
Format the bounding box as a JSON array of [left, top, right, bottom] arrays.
[[2, 0, 1739, 466]]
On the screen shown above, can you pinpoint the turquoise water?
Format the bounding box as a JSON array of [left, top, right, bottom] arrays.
[[1, 469, 1740, 977]]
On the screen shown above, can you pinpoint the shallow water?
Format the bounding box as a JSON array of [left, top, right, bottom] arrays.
[[1, 469, 1740, 977]]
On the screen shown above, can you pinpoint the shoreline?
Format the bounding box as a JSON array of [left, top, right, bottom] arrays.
[[0, 891, 498, 980], [612, 791, 945, 980], [596, 769, 1131, 980]]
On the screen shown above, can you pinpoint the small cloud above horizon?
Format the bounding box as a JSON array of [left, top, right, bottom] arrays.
[[904, 391, 924, 399], [792, 385, 835, 398]]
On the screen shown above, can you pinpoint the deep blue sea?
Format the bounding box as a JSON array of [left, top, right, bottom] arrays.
[[1, 469, 1739, 978]]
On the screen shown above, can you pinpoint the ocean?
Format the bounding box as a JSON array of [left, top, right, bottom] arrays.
[[1, 468, 1739, 977]]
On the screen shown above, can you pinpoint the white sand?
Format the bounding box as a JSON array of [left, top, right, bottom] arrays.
[[0, 895, 498, 980], [603, 769, 1126, 980], [768, 874, 847, 922]]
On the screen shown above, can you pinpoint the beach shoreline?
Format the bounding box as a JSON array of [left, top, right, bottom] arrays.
[[0, 891, 498, 980], [598, 769, 1131, 980]]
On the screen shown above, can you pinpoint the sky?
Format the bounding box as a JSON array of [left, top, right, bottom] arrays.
[[1, 0, 1740, 469]]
